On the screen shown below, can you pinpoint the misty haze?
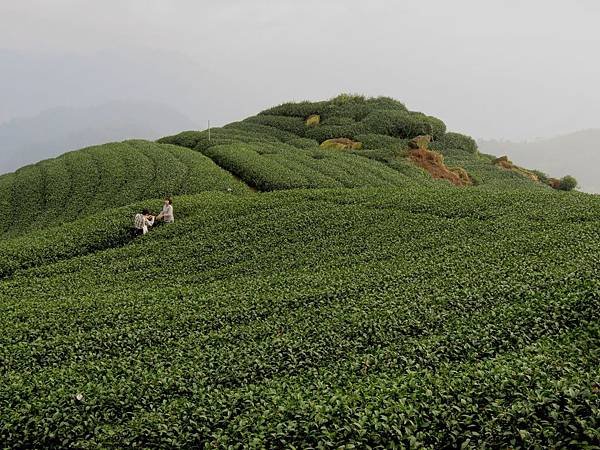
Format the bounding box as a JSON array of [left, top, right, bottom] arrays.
[[1, 1, 599, 448]]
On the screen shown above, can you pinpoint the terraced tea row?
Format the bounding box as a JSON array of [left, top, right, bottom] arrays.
[[160, 95, 558, 192], [1, 187, 598, 448], [0, 140, 248, 237]]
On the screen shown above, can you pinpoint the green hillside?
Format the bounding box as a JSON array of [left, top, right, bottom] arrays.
[[1, 95, 598, 448], [0, 140, 248, 237], [0, 95, 564, 238], [159, 95, 551, 191]]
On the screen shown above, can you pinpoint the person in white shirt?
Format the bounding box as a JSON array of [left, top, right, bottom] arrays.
[[157, 197, 174, 224], [133, 209, 155, 236]]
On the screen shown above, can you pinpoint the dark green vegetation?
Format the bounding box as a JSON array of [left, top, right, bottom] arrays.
[[159, 94, 556, 192], [1, 188, 599, 448], [559, 175, 579, 191], [0, 140, 248, 237], [1, 95, 598, 448]]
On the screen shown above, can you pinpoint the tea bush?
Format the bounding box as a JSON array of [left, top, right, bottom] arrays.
[[1, 187, 599, 448], [156, 95, 563, 193], [0, 141, 249, 237], [287, 137, 319, 149], [0, 94, 592, 447], [432, 132, 479, 154], [202, 142, 410, 190], [559, 175, 578, 191], [365, 95, 408, 111], [319, 116, 356, 126], [156, 130, 205, 149], [260, 100, 328, 118], [225, 121, 301, 143], [304, 123, 369, 143], [244, 115, 307, 137], [355, 133, 407, 150], [362, 110, 446, 140]]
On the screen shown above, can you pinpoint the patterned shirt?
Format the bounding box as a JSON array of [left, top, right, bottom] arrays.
[[134, 214, 154, 234], [134, 213, 145, 229]]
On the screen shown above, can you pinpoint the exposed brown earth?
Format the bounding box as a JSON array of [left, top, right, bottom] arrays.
[[406, 135, 472, 186], [409, 147, 472, 186], [493, 155, 539, 181]]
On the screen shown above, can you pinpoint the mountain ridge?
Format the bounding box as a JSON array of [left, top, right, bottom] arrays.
[[0, 101, 196, 175]]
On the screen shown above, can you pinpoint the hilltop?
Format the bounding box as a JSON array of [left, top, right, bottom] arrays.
[[0, 95, 598, 448], [160, 94, 564, 192], [1, 94, 573, 238]]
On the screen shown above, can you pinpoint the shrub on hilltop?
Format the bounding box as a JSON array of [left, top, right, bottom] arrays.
[[355, 133, 407, 151], [260, 100, 327, 118], [157, 130, 204, 149], [305, 123, 369, 143], [362, 110, 446, 140], [433, 132, 479, 154], [365, 96, 408, 111], [558, 175, 578, 191], [245, 115, 307, 137]]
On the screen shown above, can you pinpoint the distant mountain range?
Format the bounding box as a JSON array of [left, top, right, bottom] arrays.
[[478, 130, 600, 194], [0, 101, 196, 174], [0, 48, 249, 126]]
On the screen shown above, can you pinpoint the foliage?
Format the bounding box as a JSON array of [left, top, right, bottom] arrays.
[[0, 94, 590, 447], [304, 123, 369, 143], [244, 115, 307, 137], [287, 137, 319, 149], [559, 175, 578, 191], [432, 132, 479, 154], [224, 121, 300, 143], [354, 133, 407, 151], [532, 170, 550, 185], [0, 140, 249, 237], [201, 142, 408, 191], [157, 130, 205, 149], [259, 95, 405, 123], [365, 96, 408, 111], [319, 116, 356, 126], [362, 110, 446, 140], [320, 138, 363, 150], [0, 187, 599, 448]]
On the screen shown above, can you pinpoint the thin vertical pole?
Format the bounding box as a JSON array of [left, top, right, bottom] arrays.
[[208, 120, 211, 142]]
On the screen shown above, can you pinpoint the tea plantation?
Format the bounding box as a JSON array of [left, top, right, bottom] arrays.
[[159, 95, 550, 192], [0, 95, 598, 448], [0, 140, 248, 237]]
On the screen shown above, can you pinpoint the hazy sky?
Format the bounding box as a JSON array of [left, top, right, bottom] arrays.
[[1, 0, 600, 140]]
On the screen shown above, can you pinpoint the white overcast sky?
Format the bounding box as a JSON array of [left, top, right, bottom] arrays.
[[1, 0, 599, 139]]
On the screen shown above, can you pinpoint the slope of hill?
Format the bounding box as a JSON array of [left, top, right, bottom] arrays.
[[0, 140, 248, 237], [160, 95, 556, 191], [0, 95, 561, 239], [0, 101, 196, 175], [0, 95, 598, 448], [478, 130, 600, 194], [1, 187, 598, 448]]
